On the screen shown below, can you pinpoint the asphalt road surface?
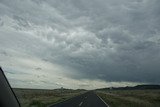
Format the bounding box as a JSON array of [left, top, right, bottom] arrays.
[[50, 91, 109, 107]]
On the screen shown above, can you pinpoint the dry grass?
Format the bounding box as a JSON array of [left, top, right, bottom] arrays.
[[97, 90, 160, 107], [13, 88, 86, 107]]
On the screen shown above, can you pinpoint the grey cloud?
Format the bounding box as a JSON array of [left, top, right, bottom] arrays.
[[0, 0, 160, 89], [35, 67, 42, 71]]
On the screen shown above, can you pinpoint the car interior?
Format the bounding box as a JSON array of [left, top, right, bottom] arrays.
[[0, 67, 20, 107]]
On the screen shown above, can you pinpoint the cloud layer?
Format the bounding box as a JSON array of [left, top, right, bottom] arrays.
[[0, 0, 160, 89]]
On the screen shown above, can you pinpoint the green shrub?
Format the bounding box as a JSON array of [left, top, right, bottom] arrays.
[[29, 100, 45, 107]]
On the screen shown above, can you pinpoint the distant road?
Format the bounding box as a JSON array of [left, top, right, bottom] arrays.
[[49, 91, 109, 107]]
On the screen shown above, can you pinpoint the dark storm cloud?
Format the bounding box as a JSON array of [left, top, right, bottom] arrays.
[[0, 0, 160, 88]]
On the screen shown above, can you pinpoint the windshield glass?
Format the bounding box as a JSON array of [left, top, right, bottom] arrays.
[[0, 0, 160, 107]]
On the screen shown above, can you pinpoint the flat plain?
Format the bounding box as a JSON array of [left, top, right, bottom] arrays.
[[13, 88, 86, 107], [97, 89, 160, 107], [13, 88, 160, 107]]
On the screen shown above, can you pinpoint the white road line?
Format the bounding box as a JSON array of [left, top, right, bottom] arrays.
[[79, 102, 83, 106], [97, 94, 110, 107]]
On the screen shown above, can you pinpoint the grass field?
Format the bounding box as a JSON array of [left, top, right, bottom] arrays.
[[97, 90, 160, 107], [13, 88, 86, 107]]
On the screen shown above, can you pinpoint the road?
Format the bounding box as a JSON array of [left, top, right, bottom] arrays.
[[49, 91, 109, 107]]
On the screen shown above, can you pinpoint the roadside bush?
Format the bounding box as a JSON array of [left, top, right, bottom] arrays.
[[29, 100, 45, 107]]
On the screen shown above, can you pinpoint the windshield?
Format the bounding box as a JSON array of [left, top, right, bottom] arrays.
[[0, 0, 160, 107]]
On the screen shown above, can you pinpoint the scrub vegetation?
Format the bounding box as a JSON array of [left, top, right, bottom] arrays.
[[13, 88, 86, 107], [97, 90, 160, 107]]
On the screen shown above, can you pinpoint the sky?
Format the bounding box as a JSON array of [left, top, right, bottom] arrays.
[[0, 0, 160, 90]]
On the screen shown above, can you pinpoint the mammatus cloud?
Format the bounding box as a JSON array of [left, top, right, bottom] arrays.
[[0, 0, 160, 89]]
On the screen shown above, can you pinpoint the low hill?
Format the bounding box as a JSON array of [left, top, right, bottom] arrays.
[[96, 84, 160, 91]]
